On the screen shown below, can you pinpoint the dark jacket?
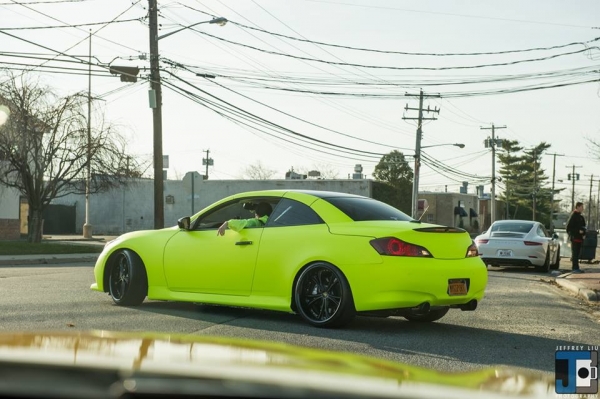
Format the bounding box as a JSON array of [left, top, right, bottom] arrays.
[[566, 211, 586, 242]]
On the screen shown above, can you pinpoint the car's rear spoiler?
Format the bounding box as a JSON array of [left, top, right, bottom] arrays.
[[413, 226, 465, 233]]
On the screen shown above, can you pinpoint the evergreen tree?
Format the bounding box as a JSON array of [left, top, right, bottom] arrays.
[[497, 141, 552, 223]]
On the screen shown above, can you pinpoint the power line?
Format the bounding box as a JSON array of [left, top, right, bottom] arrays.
[[296, 0, 600, 30], [192, 29, 600, 71], [0, 17, 141, 30], [161, 73, 388, 159], [163, 58, 409, 151], [0, 0, 91, 4]]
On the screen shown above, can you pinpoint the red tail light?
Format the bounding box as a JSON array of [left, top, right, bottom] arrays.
[[370, 238, 432, 257], [475, 239, 489, 245], [524, 241, 543, 246], [466, 242, 479, 257]]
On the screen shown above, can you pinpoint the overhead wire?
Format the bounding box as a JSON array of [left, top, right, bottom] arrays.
[[161, 79, 381, 163], [177, 1, 414, 136], [0, 17, 141, 30], [163, 58, 410, 151], [162, 71, 388, 159], [190, 29, 600, 72], [295, 0, 600, 30]]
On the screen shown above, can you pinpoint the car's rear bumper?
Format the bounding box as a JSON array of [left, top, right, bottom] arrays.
[[343, 257, 488, 312], [481, 257, 542, 267]]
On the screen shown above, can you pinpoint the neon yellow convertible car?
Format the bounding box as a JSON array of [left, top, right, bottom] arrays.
[[91, 190, 488, 328]]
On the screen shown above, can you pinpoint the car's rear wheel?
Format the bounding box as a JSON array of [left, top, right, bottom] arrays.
[[294, 262, 355, 328], [535, 251, 551, 273], [551, 247, 561, 270], [108, 249, 148, 306], [403, 307, 449, 322]]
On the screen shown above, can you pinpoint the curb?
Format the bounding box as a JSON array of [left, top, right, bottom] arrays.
[[554, 278, 599, 302], [0, 255, 98, 267]]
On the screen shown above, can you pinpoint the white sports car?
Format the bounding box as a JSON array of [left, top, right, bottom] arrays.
[[474, 220, 560, 272]]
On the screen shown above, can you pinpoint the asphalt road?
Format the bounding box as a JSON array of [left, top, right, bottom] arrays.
[[1, 262, 598, 375]]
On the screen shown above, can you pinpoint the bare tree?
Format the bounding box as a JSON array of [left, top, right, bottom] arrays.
[[0, 73, 140, 242], [242, 161, 277, 180]]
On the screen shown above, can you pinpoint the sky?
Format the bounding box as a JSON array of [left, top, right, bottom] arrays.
[[1, 0, 600, 211]]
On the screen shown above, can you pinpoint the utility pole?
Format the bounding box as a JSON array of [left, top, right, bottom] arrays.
[[202, 149, 214, 179], [481, 124, 506, 225], [548, 153, 564, 230], [83, 30, 93, 238], [567, 165, 582, 210], [596, 183, 600, 230], [588, 175, 593, 223], [532, 147, 537, 221], [149, 0, 164, 229], [403, 90, 440, 218]]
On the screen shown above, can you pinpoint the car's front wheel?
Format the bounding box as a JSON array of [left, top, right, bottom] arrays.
[[403, 307, 449, 322], [294, 262, 355, 328], [108, 249, 148, 306]]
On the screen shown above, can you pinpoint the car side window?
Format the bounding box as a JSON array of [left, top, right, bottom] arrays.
[[267, 198, 323, 227], [193, 198, 279, 230], [194, 201, 250, 230], [538, 225, 549, 237]]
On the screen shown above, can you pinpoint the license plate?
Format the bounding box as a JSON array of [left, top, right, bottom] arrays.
[[448, 279, 468, 296], [498, 250, 513, 257]]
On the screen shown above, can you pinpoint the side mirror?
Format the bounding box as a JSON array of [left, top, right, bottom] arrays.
[[177, 216, 191, 230], [552, 233, 559, 239]]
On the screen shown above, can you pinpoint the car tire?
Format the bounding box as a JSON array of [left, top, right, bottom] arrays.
[[403, 307, 449, 322], [108, 249, 148, 306], [294, 262, 355, 328], [535, 251, 550, 273], [551, 246, 561, 270]]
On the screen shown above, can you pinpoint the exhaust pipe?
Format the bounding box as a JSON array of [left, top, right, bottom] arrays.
[[417, 302, 430, 313], [458, 300, 477, 311]]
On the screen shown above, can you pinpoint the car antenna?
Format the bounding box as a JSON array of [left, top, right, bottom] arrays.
[[418, 205, 430, 221]]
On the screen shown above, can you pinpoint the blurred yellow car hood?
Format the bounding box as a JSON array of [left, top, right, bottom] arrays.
[[0, 331, 555, 398]]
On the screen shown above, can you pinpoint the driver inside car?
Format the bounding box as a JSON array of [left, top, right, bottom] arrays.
[[217, 202, 272, 236]]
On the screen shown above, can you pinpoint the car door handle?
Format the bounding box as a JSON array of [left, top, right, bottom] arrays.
[[235, 241, 253, 246]]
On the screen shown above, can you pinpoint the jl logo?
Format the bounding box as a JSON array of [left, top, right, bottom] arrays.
[[555, 350, 598, 394]]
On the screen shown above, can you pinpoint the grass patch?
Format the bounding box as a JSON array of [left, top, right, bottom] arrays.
[[0, 240, 104, 255]]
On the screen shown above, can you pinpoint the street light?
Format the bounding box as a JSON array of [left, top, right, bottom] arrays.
[[148, 2, 227, 229], [411, 143, 465, 218], [157, 17, 228, 40]]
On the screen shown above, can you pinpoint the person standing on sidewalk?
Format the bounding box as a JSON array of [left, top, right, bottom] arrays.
[[566, 202, 586, 273]]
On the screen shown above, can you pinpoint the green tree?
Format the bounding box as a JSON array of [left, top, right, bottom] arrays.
[[497, 141, 551, 223], [497, 140, 524, 219], [372, 150, 413, 213]]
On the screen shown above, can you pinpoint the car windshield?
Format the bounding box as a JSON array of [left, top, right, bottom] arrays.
[[490, 222, 534, 234], [323, 197, 413, 222]]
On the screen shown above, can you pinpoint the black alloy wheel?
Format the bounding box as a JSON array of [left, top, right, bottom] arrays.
[[294, 262, 355, 328], [108, 249, 148, 306], [403, 306, 449, 322]]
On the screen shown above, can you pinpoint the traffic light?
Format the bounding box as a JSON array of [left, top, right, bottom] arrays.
[[109, 66, 139, 82]]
